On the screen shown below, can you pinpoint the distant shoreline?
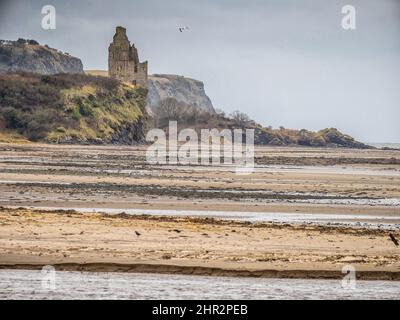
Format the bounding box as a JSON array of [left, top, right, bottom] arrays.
[[368, 143, 400, 150]]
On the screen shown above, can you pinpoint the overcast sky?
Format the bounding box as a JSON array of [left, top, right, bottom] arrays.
[[1, 0, 399, 142]]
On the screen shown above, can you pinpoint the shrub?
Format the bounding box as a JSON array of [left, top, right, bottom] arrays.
[[1, 107, 25, 129], [56, 126, 66, 133], [78, 102, 93, 117], [41, 75, 51, 83], [25, 111, 52, 141], [26, 120, 48, 141], [71, 107, 81, 120], [125, 90, 134, 100]]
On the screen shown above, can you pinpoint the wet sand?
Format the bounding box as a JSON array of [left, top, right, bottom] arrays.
[[0, 143, 399, 279], [0, 207, 399, 280], [1, 144, 400, 211]]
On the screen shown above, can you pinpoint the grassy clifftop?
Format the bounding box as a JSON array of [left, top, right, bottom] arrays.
[[0, 73, 148, 143]]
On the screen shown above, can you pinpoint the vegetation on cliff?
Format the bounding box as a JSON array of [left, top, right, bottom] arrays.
[[150, 100, 371, 149], [85, 71, 370, 149], [0, 73, 147, 143], [253, 126, 370, 148], [0, 71, 369, 148]]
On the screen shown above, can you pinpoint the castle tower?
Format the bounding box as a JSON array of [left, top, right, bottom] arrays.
[[108, 26, 148, 88]]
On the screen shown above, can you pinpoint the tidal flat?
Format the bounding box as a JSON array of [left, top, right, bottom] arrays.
[[0, 143, 399, 281]]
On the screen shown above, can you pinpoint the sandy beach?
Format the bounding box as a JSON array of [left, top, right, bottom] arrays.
[[0, 143, 399, 280], [0, 207, 399, 280]]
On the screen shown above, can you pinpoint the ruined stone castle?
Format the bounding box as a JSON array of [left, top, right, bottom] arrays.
[[108, 26, 148, 88]]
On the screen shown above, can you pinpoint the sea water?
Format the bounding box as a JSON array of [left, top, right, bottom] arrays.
[[0, 270, 399, 300]]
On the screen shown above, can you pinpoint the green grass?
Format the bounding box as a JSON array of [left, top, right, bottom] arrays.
[[0, 73, 147, 143]]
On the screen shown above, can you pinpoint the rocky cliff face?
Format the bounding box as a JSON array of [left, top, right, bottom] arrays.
[[147, 74, 215, 113], [0, 39, 83, 75]]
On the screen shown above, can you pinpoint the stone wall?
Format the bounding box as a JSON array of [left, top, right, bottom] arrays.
[[136, 61, 148, 88], [108, 26, 147, 88]]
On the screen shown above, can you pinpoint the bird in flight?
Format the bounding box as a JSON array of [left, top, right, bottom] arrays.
[[178, 26, 189, 32]]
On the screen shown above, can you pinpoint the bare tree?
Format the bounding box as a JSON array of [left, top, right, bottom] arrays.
[[159, 97, 183, 120], [152, 97, 213, 128], [214, 108, 226, 118], [229, 110, 251, 127]]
